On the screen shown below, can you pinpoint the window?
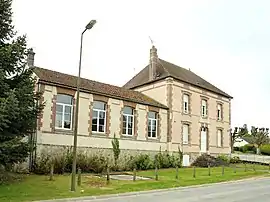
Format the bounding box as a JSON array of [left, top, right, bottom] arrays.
[[56, 94, 73, 129], [201, 99, 207, 117], [92, 101, 106, 133], [122, 106, 134, 135], [183, 94, 189, 114], [183, 124, 189, 144], [217, 104, 222, 120], [217, 129, 222, 147], [148, 111, 157, 138]]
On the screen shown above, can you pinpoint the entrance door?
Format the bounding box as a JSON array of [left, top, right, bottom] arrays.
[[200, 127, 207, 152]]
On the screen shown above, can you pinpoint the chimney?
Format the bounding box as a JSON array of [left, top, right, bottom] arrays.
[[27, 48, 35, 67], [149, 45, 158, 81]]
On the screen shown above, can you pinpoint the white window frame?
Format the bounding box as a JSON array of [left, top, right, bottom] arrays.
[[217, 104, 222, 120], [148, 115, 158, 138], [92, 108, 106, 133], [123, 113, 134, 136], [183, 94, 189, 114], [55, 103, 73, 130], [183, 124, 189, 145], [201, 99, 207, 117], [217, 129, 222, 147]]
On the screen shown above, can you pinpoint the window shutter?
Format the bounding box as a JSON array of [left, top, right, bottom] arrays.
[[206, 101, 208, 116], [221, 104, 224, 120], [183, 124, 189, 144], [221, 130, 223, 147], [134, 109, 138, 137], [188, 95, 191, 114], [188, 125, 191, 144], [206, 128, 209, 151], [157, 113, 160, 139]]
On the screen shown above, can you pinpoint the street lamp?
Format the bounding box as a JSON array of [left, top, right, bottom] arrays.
[[71, 19, 97, 192]]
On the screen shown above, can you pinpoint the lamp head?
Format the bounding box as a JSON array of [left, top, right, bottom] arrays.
[[86, 20, 97, 30]]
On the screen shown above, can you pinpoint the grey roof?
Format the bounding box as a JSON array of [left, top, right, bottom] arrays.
[[123, 59, 232, 99]]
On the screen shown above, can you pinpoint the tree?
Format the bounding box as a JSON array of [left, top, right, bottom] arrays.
[[230, 124, 249, 152], [0, 0, 43, 170], [111, 133, 120, 168], [249, 127, 269, 154]]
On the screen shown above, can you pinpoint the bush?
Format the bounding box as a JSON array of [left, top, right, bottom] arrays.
[[260, 144, 270, 155], [33, 149, 183, 174], [33, 150, 108, 174], [229, 156, 241, 164], [155, 150, 175, 169], [239, 144, 256, 153], [216, 154, 229, 163], [129, 154, 154, 170], [233, 147, 240, 151], [191, 154, 228, 167]]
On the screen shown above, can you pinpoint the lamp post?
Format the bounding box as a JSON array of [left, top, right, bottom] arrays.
[[71, 19, 97, 192]]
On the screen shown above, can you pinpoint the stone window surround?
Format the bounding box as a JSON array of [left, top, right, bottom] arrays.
[[145, 106, 161, 141], [50, 87, 76, 134], [181, 120, 192, 146], [216, 101, 224, 122], [216, 127, 224, 148], [181, 90, 192, 116], [200, 95, 209, 119], [89, 95, 110, 137], [119, 101, 138, 140]]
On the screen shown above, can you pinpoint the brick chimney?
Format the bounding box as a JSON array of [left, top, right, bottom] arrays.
[[149, 45, 158, 81], [27, 48, 35, 67]]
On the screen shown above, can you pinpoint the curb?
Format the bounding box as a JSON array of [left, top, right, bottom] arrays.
[[37, 175, 270, 202]]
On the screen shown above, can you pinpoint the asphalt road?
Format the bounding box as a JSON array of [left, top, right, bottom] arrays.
[[69, 177, 270, 202]]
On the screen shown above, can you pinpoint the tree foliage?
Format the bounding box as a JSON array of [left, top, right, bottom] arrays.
[[230, 124, 249, 152], [249, 127, 269, 154], [111, 133, 120, 167], [0, 0, 43, 170]]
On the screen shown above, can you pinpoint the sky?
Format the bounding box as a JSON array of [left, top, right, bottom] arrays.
[[12, 0, 270, 129]]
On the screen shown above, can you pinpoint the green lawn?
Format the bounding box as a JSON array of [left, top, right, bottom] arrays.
[[0, 165, 269, 202]]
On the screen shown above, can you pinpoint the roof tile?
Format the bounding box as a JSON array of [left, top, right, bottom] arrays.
[[34, 67, 168, 109]]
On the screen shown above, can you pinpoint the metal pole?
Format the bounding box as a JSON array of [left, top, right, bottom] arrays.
[[71, 29, 86, 191]]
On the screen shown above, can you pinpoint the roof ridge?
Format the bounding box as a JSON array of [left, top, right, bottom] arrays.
[[35, 66, 137, 92]]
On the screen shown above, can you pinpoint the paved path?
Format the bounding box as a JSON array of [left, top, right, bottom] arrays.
[[48, 177, 270, 202]]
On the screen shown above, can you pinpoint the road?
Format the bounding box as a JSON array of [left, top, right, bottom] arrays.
[[65, 177, 270, 202]]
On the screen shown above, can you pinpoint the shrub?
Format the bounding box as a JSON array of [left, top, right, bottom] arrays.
[[33, 150, 108, 174], [216, 154, 229, 163], [240, 144, 256, 153], [155, 150, 175, 169], [191, 154, 228, 167], [129, 154, 154, 170], [229, 156, 241, 164], [260, 144, 270, 155], [233, 147, 240, 152]]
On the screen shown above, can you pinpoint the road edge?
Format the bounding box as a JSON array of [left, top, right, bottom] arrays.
[[37, 175, 270, 202]]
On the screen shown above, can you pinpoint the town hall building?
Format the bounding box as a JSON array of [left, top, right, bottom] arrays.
[[30, 45, 232, 166]]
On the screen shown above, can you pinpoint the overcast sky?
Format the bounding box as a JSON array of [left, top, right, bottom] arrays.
[[12, 0, 270, 129]]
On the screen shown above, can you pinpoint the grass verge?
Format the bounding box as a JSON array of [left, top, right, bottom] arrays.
[[0, 164, 269, 202]]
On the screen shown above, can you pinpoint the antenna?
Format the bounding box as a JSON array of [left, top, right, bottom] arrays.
[[149, 36, 154, 46]]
